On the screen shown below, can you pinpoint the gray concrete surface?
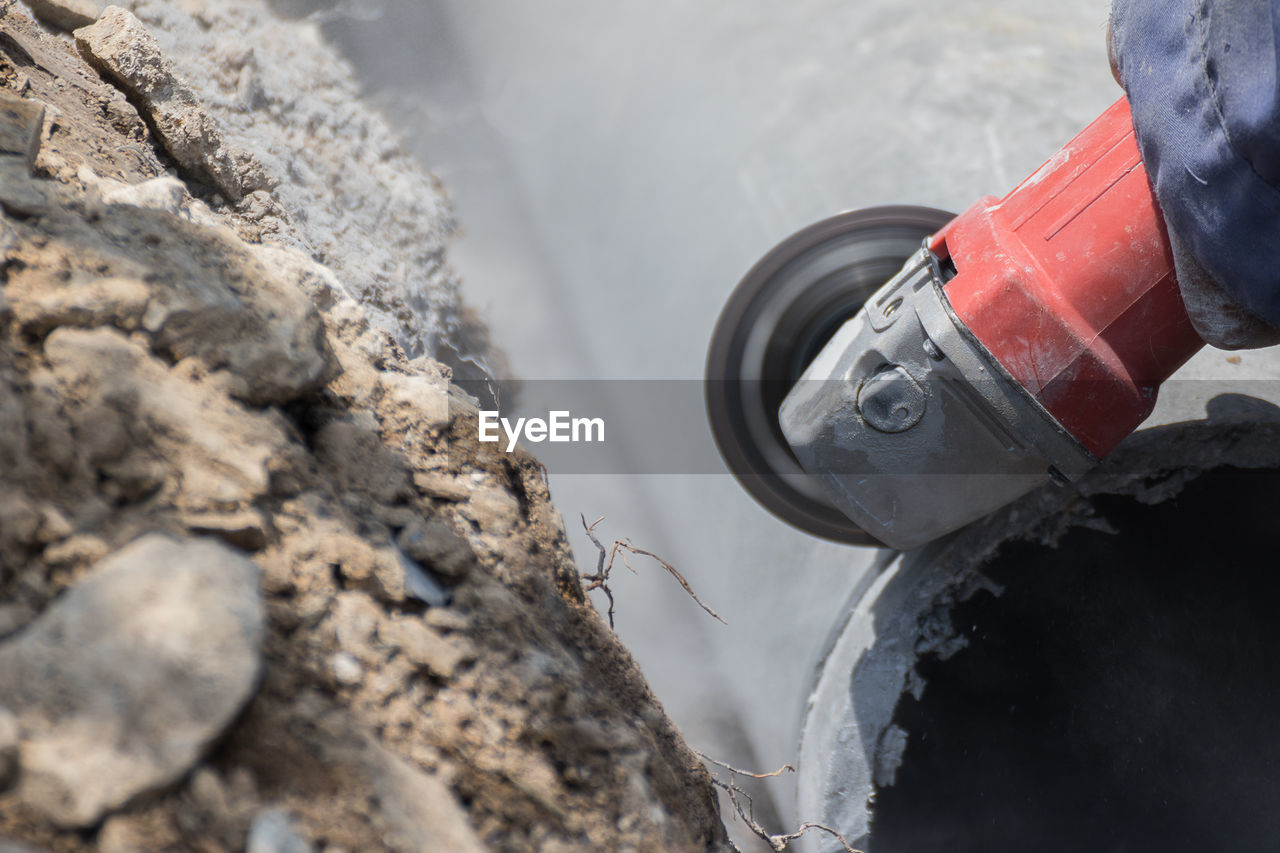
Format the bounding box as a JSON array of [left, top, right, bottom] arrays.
[[289, 0, 1122, 835]]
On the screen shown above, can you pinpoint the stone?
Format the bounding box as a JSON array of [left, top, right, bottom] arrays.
[[388, 619, 473, 680], [42, 533, 108, 569], [411, 471, 470, 502], [9, 274, 150, 335], [0, 494, 41, 548], [313, 719, 485, 853], [331, 592, 381, 662], [396, 516, 476, 582], [330, 652, 363, 686], [0, 533, 265, 826], [246, 809, 315, 853], [246, 243, 352, 318], [377, 371, 450, 431], [182, 509, 270, 551], [5, 187, 334, 405], [0, 220, 14, 263], [423, 607, 470, 634], [34, 505, 72, 544], [44, 328, 289, 507], [97, 174, 187, 213], [187, 766, 232, 824], [0, 92, 43, 170], [96, 817, 147, 853], [0, 159, 49, 215], [397, 547, 449, 607], [21, 0, 99, 32], [99, 450, 167, 503], [458, 485, 521, 538], [313, 416, 412, 504], [371, 742, 486, 853], [74, 8, 263, 201], [137, 233, 333, 408]]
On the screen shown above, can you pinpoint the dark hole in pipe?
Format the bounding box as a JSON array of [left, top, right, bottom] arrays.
[[870, 466, 1280, 853]]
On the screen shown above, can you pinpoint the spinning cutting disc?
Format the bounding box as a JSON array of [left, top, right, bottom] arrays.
[[705, 206, 955, 545]]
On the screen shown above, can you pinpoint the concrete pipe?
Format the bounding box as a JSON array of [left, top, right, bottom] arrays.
[[797, 348, 1280, 852]]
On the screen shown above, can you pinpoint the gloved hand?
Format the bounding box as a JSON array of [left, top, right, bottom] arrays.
[[1109, 1, 1280, 350]]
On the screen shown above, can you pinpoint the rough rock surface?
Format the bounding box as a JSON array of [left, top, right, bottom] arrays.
[[74, 6, 269, 203], [86, 0, 503, 378], [0, 3, 729, 852], [1, 534, 264, 828]]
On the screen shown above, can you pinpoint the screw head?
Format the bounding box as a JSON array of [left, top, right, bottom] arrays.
[[857, 365, 926, 433]]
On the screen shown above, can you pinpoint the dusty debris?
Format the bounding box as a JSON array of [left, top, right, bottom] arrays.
[[84, 0, 481, 368], [0, 534, 264, 827], [0, 6, 160, 183], [8, 177, 334, 405], [74, 6, 266, 201]]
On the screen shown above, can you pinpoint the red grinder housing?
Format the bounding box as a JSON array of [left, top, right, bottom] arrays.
[[936, 97, 1204, 457]]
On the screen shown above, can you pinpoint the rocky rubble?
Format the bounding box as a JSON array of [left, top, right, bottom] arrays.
[[0, 3, 730, 851], [2, 535, 264, 829], [90, 0, 501, 379], [75, 7, 270, 202]]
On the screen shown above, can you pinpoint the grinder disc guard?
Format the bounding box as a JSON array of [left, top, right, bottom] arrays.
[[705, 206, 954, 545]]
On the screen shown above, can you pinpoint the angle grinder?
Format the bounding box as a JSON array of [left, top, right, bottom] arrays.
[[706, 97, 1204, 549]]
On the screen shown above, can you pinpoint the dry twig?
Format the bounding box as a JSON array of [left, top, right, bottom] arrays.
[[580, 515, 726, 628], [696, 752, 863, 853], [698, 753, 795, 779]]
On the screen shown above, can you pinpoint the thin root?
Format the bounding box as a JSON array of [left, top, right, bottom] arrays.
[[580, 515, 726, 628], [698, 753, 863, 853]]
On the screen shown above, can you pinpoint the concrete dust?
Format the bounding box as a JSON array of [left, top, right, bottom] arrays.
[[97, 0, 502, 376]]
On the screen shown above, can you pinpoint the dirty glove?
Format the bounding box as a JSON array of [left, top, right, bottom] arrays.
[[1109, 0, 1280, 350]]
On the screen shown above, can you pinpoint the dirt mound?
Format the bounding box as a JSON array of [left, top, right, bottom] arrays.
[[0, 3, 729, 850]]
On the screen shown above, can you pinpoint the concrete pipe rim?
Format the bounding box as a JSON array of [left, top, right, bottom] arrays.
[[795, 403, 1280, 852]]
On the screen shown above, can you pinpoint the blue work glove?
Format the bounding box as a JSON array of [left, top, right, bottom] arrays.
[[1110, 0, 1280, 349]]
